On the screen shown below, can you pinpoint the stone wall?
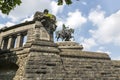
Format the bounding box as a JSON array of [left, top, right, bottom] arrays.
[[0, 21, 35, 80], [23, 40, 65, 80], [57, 41, 120, 80]]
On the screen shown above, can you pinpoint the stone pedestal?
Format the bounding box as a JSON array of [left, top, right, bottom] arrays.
[[56, 41, 110, 60], [23, 40, 65, 80], [56, 41, 83, 50], [34, 21, 52, 41]]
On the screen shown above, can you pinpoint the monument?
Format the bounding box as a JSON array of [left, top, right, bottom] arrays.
[[56, 24, 74, 41], [0, 11, 120, 80]]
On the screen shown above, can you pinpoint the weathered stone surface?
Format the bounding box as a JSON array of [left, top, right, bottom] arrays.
[[23, 40, 65, 80], [57, 41, 83, 50], [0, 20, 120, 80]]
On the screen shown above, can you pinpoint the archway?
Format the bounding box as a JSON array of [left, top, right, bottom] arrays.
[[0, 61, 18, 80]]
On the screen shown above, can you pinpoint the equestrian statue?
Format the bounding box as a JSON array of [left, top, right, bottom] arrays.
[[56, 24, 74, 41]]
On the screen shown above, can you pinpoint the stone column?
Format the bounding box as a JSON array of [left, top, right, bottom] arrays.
[[7, 36, 12, 49], [0, 37, 2, 48], [16, 33, 22, 48], [1, 38, 9, 49], [1, 39, 4, 49]]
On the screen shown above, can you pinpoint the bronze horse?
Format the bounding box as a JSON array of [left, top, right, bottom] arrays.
[[56, 28, 74, 41]]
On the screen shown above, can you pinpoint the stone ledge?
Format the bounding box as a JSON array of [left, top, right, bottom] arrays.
[[112, 60, 120, 67], [56, 41, 83, 50], [60, 51, 110, 60], [28, 40, 60, 53], [57, 41, 110, 60], [26, 40, 58, 47], [30, 45, 60, 53], [0, 21, 35, 32]]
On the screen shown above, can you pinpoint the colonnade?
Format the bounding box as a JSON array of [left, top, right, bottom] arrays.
[[1, 32, 27, 50]]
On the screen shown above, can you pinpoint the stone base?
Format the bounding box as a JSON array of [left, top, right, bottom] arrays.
[[57, 41, 110, 60], [56, 41, 83, 50], [23, 40, 65, 80]]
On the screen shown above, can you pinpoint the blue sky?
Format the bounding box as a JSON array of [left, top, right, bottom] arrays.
[[0, 0, 120, 60]]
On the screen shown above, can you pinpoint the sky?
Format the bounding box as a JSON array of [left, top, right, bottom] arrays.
[[0, 0, 120, 60]]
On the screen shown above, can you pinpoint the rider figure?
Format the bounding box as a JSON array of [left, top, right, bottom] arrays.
[[43, 9, 56, 23], [43, 9, 56, 27], [62, 24, 69, 35]]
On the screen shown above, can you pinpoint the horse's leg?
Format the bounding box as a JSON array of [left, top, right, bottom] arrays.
[[57, 34, 60, 41], [62, 38, 64, 41], [57, 36, 59, 41], [65, 36, 70, 41], [72, 36, 75, 41], [62, 35, 65, 41]]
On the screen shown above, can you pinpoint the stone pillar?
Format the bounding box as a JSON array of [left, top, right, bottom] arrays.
[[0, 37, 2, 48], [7, 36, 12, 49], [34, 21, 41, 40], [1, 38, 8, 49], [34, 21, 51, 41], [1, 39, 4, 49], [16, 34, 22, 48]]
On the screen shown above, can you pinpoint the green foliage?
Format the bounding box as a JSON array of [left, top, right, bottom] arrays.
[[58, 0, 72, 5], [65, 0, 72, 5], [58, 0, 63, 5], [0, 0, 21, 15]]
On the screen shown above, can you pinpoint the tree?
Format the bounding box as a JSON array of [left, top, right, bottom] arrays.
[[0, 0, 21, 14], [0, 0, 72, 15], [58, 0, 72, 5]]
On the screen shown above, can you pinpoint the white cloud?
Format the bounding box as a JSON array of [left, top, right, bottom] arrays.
[[96, 50, 111, 55], [88, 7, 105, 26], [56, 9, 87, 31], [8, 0, 52, 22], [81, 1, 87, 5], [112, 56, 120, 60], [96, 46, 111, 55], [65, 9, 87, 29], [0, 22, 15, 29], [50, 1, 65, 15], [81, 38, 97, 50], [90, 10, 120, 45], [82, 6, 120, 51], [0, 24, 5, 29], [5, 22, 15, 27], [21, 15, 34, 22], [56, 20, 64, 30]]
